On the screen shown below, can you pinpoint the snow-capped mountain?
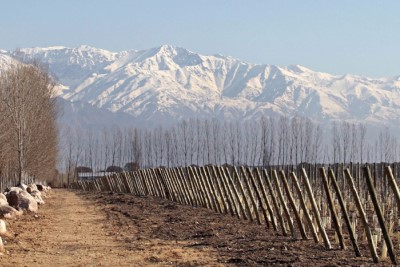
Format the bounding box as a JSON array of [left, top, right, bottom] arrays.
[[2, 45, 400, 129]]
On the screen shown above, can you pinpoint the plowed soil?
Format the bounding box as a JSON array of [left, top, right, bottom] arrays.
[[0, 189, 392, 266]]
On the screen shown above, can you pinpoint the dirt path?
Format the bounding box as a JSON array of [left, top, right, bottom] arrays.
[[0, 189, 392, 266], [0, 189, 221, 266]]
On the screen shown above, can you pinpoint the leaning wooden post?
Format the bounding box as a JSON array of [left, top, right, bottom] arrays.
[[320, 167, 346, 249], [328, 168, 362, 257], [172, 168, 190, 205], [213, 166, 234, 215], [301, 168, 331, 249], [245, 167, 270, 226], [272, 170, 296, 238], [344, 168, 379, 263], [166, 168, 181, 203], [207, 166, 227, 213], [185, 167, 202, 207], [279, 170, 308, 240], [385, 166, 400, 214], [255, 168, 277, 231], [240, 166, 262, 225], [291, 172, 318, 243], [128, 172, 138, 195], [364, 166, 398, 265], [220, 167, 243, 219], [121, 173, 132, 193], [221, 167, 247, 220], [196, 167, 214, 209], [150, 169, 164, 198], [233, 166, 253, 221], [146, 169, 159, 197], [263, 169, 287, 236], [104, 176, 112, 191], [201, 167, 221, 213], [217, 167, 239, 217], [189, 167, 207, 208], [210, 166, 230, 213]]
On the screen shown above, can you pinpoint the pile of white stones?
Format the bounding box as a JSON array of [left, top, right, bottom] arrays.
[[0, 183, 51, 252]]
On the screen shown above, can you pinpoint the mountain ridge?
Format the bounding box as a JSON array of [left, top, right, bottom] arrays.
[[2, 45, 400, 130]]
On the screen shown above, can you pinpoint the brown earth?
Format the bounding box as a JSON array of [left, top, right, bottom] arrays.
[[0, 189, 392, 266]]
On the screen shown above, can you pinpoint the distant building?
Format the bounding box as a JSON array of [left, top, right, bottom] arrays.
[[77, 171, 116, 180]]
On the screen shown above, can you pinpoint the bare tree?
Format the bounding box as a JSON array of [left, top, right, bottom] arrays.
[[0, 62, 58, 183]]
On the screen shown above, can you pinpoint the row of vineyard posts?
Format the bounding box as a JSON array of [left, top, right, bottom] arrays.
[[72, 163, 400, 265]]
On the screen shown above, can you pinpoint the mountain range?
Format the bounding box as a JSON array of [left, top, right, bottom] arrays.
[[1, 45, 400, 132]]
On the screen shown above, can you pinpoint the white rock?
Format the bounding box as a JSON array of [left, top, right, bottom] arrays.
[[0, 220, 6, 235], [0, 194, 7, 206], [19, 191, 38, 213], [30, 190, 45, 205]]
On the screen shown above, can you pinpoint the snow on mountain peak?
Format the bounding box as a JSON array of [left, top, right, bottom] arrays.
[[1, 45, 400, 130]]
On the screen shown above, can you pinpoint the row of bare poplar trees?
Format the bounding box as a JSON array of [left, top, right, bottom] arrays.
[[0, 61, 58, 185], [61, 114, 400, 184]]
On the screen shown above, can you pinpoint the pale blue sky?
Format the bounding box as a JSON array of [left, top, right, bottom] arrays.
[[1, 1, 399, 77]]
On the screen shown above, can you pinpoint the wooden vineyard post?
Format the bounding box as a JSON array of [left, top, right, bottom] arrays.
[[171, 168, 186, 204], [172, 168, 190, 205], [207, 166, 227, 213], [202, 167, 223, 213], [189, 167, 207, 208], [96, 177, 104, 191], [233, 166, 253, 221], [139, 171, 149, 196], [320, 167, 346, 249], [222, 166, 247, 220], [143, 171, 155, 195], [344, 168, 379, 263], [135, 171, 146, 196], [121, 173, 132, 194], [188, 166, 210, 209], [272, 170, 296, 238], [109, 175, 116, 192], [191, 167, 212, 209], [129, 173, 139, 195], [124, 173, 134, 194], [150, 169, 162, 197], [172, 168, 186, 203], [328, 169, 362, 257], [151, 169, 165, 198], [301, 168, 331, 249], [290, 172, 318, 243], [210, 166, 229, 214], [104, 176, 112, 192], [240, 166, 262, 225], [183, 167, 199, 206], [255, 168, 277, 231], [128, 172, 140, 195], [364, 166, 398, 265], [197, 167, 211, 208], [114, 175, 121, 192], [187, 167, 205, 207], [107, 175, 114, 192], [213, 166, 234, 215], [245, 167, 270, 226], [160, 169, 175, 201], [200, 167, 220, 213], [279, 170, 307, 239], [174, 168, 194, 206], [385, 166, 400, 214], [263, 169, 287, 236], [167, 168, 183, 203], [217, 167, 239, 217]]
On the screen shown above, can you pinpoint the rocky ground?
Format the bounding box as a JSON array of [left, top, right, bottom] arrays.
[[0, 189, 392, 266]]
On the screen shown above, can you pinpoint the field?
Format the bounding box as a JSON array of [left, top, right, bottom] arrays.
[[74, 163, 400, 265], [0, 189, 391, 266]]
